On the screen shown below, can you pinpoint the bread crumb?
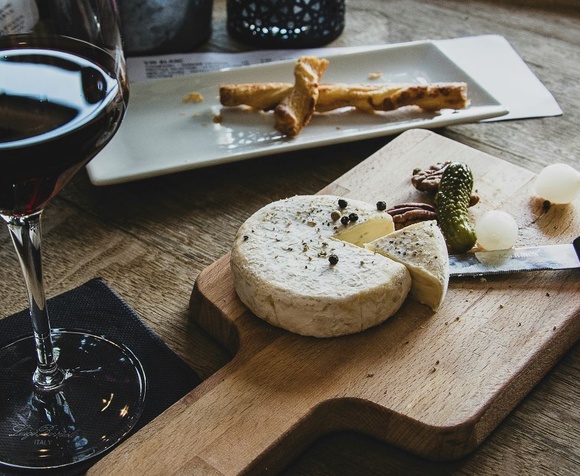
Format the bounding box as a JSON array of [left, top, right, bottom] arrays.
[[183, 92, 204, 103]]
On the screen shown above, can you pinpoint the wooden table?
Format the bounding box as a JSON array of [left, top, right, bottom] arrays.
[[1, 0, 578, 474]]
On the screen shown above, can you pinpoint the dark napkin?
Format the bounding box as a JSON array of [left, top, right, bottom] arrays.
[[0, 278, 202, 475]]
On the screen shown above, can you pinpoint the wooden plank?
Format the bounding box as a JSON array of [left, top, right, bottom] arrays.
[[89, 129, 579, 475]]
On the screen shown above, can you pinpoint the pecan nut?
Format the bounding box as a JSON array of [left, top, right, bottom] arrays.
[[412, 162, 480, 206], [411, 162, 450, 192], [387, 202, 438, 230]]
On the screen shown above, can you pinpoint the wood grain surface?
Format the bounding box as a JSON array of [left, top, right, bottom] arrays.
[[1, 1, 579, 474]]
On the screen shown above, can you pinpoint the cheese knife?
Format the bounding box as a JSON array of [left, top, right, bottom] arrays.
[[449, 236, 580, 277]]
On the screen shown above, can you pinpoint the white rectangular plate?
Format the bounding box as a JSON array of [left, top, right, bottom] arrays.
[[86, 40, 508, 185]]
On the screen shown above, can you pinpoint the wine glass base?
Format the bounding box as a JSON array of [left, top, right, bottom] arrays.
[[0, 330, 146, 470]]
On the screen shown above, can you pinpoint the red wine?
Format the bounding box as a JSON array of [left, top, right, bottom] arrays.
[[0, 36, 127, 216]]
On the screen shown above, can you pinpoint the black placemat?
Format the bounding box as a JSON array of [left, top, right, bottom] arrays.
[[0, 278, 202, 475]]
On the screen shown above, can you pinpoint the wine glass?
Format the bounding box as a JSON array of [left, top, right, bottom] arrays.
[[0, 0, 146, 470]]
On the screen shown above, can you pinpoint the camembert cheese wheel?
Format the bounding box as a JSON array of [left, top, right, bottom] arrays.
[[366, 220, 449, 311], [230, 195, 412, 337]]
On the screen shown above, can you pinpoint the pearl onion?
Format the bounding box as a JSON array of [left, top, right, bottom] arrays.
[[533, 163, 580, 204], [475, 210, 519, 251]]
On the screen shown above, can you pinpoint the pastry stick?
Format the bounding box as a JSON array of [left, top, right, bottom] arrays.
[[317, 82, 468, 112], [219, 82, 293, 110], [219, 82, 469, 113], [273, 56, 329, 137]]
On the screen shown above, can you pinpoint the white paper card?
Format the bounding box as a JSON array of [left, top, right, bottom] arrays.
[[435, 35, 562, 120]]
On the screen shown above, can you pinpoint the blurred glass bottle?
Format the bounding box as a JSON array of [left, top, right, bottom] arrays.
[[119, 0, 213, 56], [227, 0, 345, 48]]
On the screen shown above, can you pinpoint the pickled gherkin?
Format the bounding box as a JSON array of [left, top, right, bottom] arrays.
[[435, 162, 477, 253]]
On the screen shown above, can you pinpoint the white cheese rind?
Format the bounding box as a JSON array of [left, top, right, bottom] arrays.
[[230, 195, 411, 337], [366, 220, 449, 311]]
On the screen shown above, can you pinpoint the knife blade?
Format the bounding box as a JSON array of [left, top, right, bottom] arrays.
[[449, 236, 580, 277]]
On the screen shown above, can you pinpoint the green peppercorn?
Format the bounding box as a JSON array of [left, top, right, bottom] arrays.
[[328, 254, 339, 265]]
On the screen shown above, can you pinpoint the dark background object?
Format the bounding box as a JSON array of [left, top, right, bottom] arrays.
[[120, 0, 214, 56], [227, 0, 345, 48]]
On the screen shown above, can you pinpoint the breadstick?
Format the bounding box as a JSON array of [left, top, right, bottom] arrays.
[[219, 82, 468, 113], [317, 82, 468, 112], [219, 82, 292, 110], [273, 56, 329, 137]]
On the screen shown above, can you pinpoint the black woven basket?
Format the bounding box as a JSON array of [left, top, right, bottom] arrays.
[[227, 0, 345, 48]]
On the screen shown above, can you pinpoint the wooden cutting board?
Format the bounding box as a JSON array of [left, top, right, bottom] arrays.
[[90, 129, 579, 475]]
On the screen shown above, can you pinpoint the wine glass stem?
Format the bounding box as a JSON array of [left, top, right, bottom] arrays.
[[5, 212, 66, 390]]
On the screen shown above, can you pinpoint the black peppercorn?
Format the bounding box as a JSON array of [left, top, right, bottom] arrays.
[[348, 213, 358, 222], [376, 200, 387, 211], [340, 215, 349, 225], [338, 199, 348, 209], [328, 254, 339, 265]]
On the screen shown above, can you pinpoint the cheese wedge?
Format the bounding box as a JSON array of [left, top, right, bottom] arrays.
[[366, 220, 449, 311], [230, 195, 411, 337]]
